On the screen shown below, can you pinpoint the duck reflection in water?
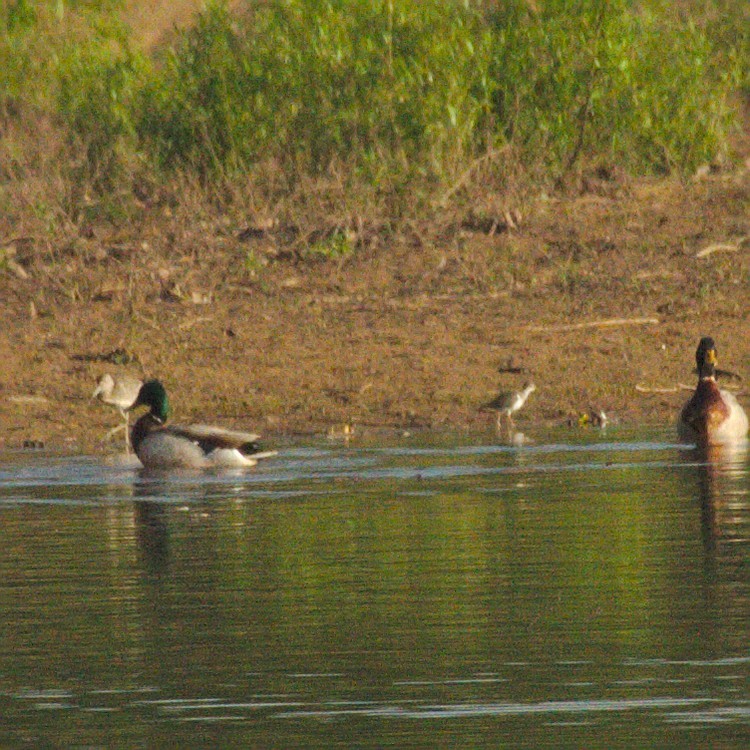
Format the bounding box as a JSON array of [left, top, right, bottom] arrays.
[[133, 482, 170, 576], [683, 440, 748, 563]]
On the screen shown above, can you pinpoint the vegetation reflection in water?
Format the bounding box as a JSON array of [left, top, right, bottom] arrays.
[[0, 428, 747, 748]]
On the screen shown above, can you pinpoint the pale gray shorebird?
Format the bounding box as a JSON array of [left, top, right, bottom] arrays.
[[482, 382, 536, 429], [93, 373, 143, 452]]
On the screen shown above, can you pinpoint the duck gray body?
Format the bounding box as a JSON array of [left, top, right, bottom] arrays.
[[130, 380, 276, 469]]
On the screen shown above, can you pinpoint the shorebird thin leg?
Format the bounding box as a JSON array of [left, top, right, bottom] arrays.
[[103, 415, 131, 454], [120, 409, 131, 453], [104, 423, 127, 441]]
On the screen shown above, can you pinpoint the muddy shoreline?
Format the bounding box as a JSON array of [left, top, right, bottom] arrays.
[[1, 172, 748, 453]]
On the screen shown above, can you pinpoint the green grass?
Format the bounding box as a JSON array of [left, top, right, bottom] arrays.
[[132, 0, 746, 180], [1, 0, 748, 230]]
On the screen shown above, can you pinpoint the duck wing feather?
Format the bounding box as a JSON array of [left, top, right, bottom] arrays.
[[169, 423, 263, 453]]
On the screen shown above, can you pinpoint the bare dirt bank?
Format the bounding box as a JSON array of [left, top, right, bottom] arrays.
[[1, 170, 748, 453]]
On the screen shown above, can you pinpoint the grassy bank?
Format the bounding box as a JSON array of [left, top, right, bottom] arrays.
[[1, 0, 748, 254]]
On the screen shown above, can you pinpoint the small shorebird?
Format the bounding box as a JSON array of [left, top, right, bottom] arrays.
[[678, 337, 748, 445], [128, 379, 276, 469], [93, 373, 143, 452], [482, 382, 536, 428]]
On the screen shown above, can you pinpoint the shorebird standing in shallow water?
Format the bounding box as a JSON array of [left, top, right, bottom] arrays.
[[93, 373, 143, 452], [677, 337, 748, 445], [482, 382, 536, 429]]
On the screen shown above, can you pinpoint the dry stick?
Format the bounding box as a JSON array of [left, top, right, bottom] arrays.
[[636, 383, 704, 394], [635, 384, 678, 394], [439, 146, 509, 206], [554, 3, 607, 188], [695, 242, 740, 258], [555, 88, 596, 189], [525, 317, 659, 333], [178, 316, 214, 331]]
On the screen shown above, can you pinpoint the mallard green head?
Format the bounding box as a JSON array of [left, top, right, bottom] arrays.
[[130, 379, 170, 423], [695, 337, 717, 379]]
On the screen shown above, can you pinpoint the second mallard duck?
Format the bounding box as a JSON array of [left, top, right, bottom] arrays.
[[129, 379, 276, 469], [678, 337, 748, 445]]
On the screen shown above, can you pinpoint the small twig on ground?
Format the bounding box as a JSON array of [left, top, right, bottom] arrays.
[[635, 384, 677, 393], [8, 395, 51, 404], [178, 316, 214, 331], [636, 383, 696, 393], [525, 317, 658, 333], [695, 242, 740, 258], [716, 368, 742, 381], [439, 146, 508, 206], [134, 312, 160, 330]]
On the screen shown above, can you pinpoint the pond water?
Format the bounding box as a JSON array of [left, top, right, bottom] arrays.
[[0, 427, 747, 748]]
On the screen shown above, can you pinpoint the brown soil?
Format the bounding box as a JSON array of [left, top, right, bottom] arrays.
[[1, 165, 749, 454]]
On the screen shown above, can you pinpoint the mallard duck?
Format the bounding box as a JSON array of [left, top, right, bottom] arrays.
[[678, 337, 748, 445], [93, 373, 144, 452], [482, 382, 536, 428], [129, 379, 276, 469]]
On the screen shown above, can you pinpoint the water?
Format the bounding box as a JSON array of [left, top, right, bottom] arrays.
[[0, 427, 747, 748]]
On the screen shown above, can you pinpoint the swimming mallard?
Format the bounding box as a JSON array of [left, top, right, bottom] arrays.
[[92, 373, 144, 452], [129, 379, 276, 469], [678, 337, 748, 445], [482, 382, 536, 428]]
